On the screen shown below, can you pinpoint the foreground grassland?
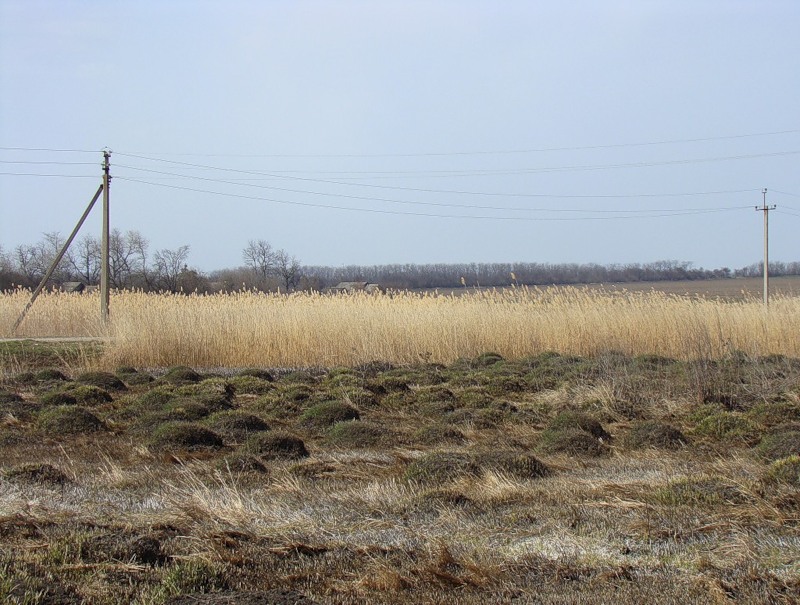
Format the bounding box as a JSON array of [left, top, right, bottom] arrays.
[[2, 287, 800, 368], [1, 352, 799, 604]]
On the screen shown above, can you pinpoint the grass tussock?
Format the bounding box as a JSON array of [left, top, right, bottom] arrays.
[[1, 350, 800, 603]]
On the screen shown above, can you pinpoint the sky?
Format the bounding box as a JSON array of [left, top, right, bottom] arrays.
[[1, 0, 799, 272]]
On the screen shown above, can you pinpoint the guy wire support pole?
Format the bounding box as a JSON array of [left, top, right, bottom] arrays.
[[11, 184, 105, 334], [100, 149, 111, 323], [756, 188, 777, 309]]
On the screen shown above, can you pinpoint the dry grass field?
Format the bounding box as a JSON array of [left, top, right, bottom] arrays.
[[0, 351, 799, 604], [2, 284, 800, 369], [1, 285, 799, 603]]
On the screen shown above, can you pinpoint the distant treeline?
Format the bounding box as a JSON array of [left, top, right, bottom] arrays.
[[2, 230, 799, 293], [301, 260, 800, 290]]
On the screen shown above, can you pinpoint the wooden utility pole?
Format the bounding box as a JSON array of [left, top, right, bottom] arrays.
[[11, 185, 104, 334], [756, 189, 777, 308], [100, 149, 111, 323]]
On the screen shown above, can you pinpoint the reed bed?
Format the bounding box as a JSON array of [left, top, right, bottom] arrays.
[[2, 287, 799, 367]]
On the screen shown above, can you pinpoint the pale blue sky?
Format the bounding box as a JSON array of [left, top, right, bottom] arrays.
[[1, 0, 799, 271]]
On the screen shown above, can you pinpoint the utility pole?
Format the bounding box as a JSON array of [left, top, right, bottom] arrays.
[[756, 188, 776, 308], [100, 149, 111, 323]]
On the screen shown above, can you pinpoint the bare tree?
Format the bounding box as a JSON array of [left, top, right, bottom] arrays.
[[242, 239, 277, 283], [109, 229, 150, 288], [153, 245, 190, 292], [274, 249, 301, 292], [67, 234, 101, 285]]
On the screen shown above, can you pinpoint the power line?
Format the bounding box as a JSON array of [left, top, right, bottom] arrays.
[[772, 189, 800, 198], [0, 172, 97, 178], [115, 153, 765, 200], [116, 150, 800, 180], [0, 147, 99, 153], [116, 176, 750, 222], [115, 128, 800, 158], [113, 163, 754, 215], [0, 160, 98, 166]]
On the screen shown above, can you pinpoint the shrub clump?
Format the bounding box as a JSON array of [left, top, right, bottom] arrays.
[[148, 422, 225, 452], [241, 432, 309, 460], [326, 421, 389, 448], [623, 420, 688, 450], [75, 371, 127, 391], [404, 452, 481, 485], [38, 406, 104, 435], [300, 400, 360, 428]]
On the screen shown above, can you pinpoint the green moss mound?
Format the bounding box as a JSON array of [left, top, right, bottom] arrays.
[[39, 390, 78, 406], [538, 427, 610, 457], [764, 455, 800, 487], [75, 371, 127, 391], [64, 385, 113, 406], [116, 367, 154, 385], [148, 422, 225, 452], [0, 390, 23, 404], [326, 421, 388, 448], [412, 424, 466, 446], [206, 411, 270, 441], [227, 375, 275, 395], [693, 411, 758, 444], [300, 400, 360, 428], [623, 420, 688, 450], [38, 406, 104, 435], [475, 451, 550, 480], [755, 428, 800, 461], [241, 432, 309, 460], [236, 368, 275, 382], [404, 452, 481, 485], [4, 463, 71, 485], [159, 366, 203, 385], [548, 411, 611, 441]]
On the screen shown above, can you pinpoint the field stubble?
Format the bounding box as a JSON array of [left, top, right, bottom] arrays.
[[2, 286, 800, 369]]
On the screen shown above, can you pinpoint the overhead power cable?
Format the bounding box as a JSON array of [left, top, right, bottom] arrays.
[[0, 146, 99, 153], [113, 128, 800, 158], [116, 176, 750, 222], [0, 172, 97, 178], [0, 160, 98, 166], [116, 150, 800, 180], [113, 163, 754, 214], [772, 189, 800, 198], [114, 153, 764, 200]]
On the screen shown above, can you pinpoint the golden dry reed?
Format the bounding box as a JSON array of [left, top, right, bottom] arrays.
[[2, 287, 799, 367]]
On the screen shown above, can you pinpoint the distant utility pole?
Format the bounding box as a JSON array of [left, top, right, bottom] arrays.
[[100, 149, 111, 323], [756, 188, 777, 308]]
